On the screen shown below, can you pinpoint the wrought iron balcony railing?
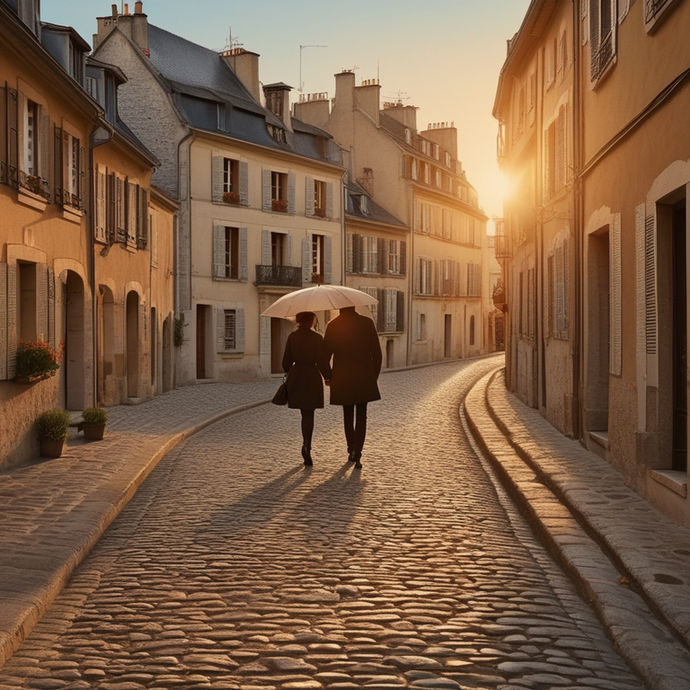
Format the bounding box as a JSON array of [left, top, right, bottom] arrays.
[[255, 264, 302, 287]]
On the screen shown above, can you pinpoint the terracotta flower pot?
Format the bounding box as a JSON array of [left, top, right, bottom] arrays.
[[78, 422, 106, 440], [40, 440, 65, 458]]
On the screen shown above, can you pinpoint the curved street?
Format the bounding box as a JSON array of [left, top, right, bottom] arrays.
[[0, 356, 644, 690]]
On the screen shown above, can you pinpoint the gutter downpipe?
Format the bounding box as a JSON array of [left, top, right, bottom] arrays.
[[89, 119, 115, 408], [572, 0, 583, 440]]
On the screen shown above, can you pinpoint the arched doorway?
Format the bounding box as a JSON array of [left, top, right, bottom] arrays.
[[63, 271, 85, 411], [150, 307, 157, 395], [126, 291, 140, 398], [162, 313, 173, 392], [98, 285, 115, 405]]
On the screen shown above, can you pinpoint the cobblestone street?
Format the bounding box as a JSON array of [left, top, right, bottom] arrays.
[[0, 358, 645, 690]]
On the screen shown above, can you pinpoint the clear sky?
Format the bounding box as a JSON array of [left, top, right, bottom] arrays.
[[40, 0, 532, 220]]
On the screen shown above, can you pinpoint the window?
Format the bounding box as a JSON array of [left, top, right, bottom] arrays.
[[314, 179, 327, 217], [434, 144, 440, 160], [418, 313, 427, 341], [362, 287, 379, 325], [385, 288, 398, 333], [467, 263, 481, 297], [445, 152, 451, 168], [554, 237, 570, 339], [435, 169, 442, 187], [411, 158, 418, 181], [423, 162, 430, 184], [69, 40, 84, 84], [418, 258, 433, 295], [223, 310, 236, 350], [271, 232, 286, 266], [557, 30, 567, 83], [387, 239, 402, 274], [18, 95, 50, 198], [18, 262, 37, 342], [213, 226, 239, 279], [362, 235, 378, 274], [224, 158, 238, 194], [544, 104, 568, 200], [312, 234, 325, 281], [271, 171, 287, 212], [469, 315, 476, 346], [405, 128, 411, 145], [590, 0, 616, 82], [644, 0, 678, 31], [61, 130, 83, 208], [517, 86, 525, 137], [23, 99, 38, 176]]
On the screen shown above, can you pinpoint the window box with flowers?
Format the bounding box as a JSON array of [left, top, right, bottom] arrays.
[[223, 191, 240, 205], [13, 340, 62, 384], [272, 198, 288, 213]]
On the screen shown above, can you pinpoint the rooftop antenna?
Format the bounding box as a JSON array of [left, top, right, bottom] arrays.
[[299, 44, 327, 94], [384, 91, 410, 105]]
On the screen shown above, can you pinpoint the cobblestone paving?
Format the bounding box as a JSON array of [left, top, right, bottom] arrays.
[[0, 358, 645, 690]]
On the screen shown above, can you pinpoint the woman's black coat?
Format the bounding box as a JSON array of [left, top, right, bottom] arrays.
[[324, 309, 382, 406], [282, 327, 331, 410]]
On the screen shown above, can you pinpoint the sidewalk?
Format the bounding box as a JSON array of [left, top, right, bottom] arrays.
[[0, 379, 277, 670], [464, 366, 690, 690]]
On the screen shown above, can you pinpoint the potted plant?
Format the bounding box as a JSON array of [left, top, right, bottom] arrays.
[[78, 407, 108, 440], [15, 339, 62, 383], [36, 408, 71, 458], [271, 198, 287, 213], [223, 191, 240, 204]]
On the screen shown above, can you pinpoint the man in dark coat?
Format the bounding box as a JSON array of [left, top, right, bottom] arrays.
[[324, 306, 382, 469]]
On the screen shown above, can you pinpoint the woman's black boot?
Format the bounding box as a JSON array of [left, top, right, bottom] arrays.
[[302, 445, 313, 466]]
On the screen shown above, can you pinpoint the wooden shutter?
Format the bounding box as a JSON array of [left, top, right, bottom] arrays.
[[47, 266, 56, 350], [212, 155, 224, 203], [262, 169, 271, 211], [262, 229, 271, 266], [400, 240, 407, 276], [636, 204, 647, 360], [95, 165, 107, 242], [53, 125, 62, 204], [556, 105, 567, 190], [610, 214, 622, 376], [378, 237, 387, 275], [326, 182, 333, 218], [590, 0, 600, 57], [79, 144, 86, 206], [39, 107, 50, 192], [386, 289, 397, 332], [396, 290, 405, 332], [302, 237, 312, 283], [36, 263, 47, 342], [216, 307, 227, 352], [139, 187, 149, 248], [644, 212, 657, 355], [8, 87, 18, 187], [352, 234, 362, 274], [346, 233, 353, 273], [239, 228, 248, 282], [126, 181, 137, 244], [287, 171, 296, 215], [17, 90, 26, 177], [212, 224, 225, 279], [0, 84, 6, 184], [116, 175, 126, 241], [324, 235, 332, 284], [376, 288, 384, 332], [0, 263, 6, 379], [286, 233, 292, 265], [239, 161, 248, 205], [236, 307, 245, 352], [305, 176, 315, 217], [7, 263, 17, 378]]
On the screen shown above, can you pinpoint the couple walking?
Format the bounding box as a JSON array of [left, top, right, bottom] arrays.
[[281, 306, 382, 469]]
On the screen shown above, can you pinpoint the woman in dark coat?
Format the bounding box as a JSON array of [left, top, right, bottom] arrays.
[[282, 311, 331, 466], [324, 306, 382, 469]]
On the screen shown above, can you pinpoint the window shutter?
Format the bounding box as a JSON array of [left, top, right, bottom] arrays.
[[7, 263, 17, 379], [326, 182, 334, 218], [400, 240, 407, 276], [324, 235, 332, 284], [126, 182, 137, 244], [386, 289, 397, 332], [644, 212, 657, 355], [375, 288, 384, 332], [212, 155, 224, 203], [414, 258, 420, 295], [239, 161, 248, 206], [236, 307, 245, 352], [556, 105, 566, 190], [635, 204, 646, 359], [116, 175, 126, 241], [47, 266, 56, 349], [610, 214, 622, 376], [8, 87, 18, 187], [40, 108, 50, 189], [543, 125, 551, 200], [0, 85, 6, 184], [555, 245, 564, 337], [0, 263, 6, 379], [590, 0, 600, 56], [95, 165, 107, 242], [262, 229, 271, 266], [213, 223, 225, 279], [286, 233, 292, 265], [262, 168, 271, 211], [305, 176, 315, 217], [53, 126, 62, 203], [139, 187, 149, 248], [79, 144, 86, 205], [346, 233, 353, 273], [36, 263, 47, 342], [216, 307, 227, 352], [17, 90, 26, 175], [378, 237, 387, 275], [239, 227, 248, 282], [396, 290, 405, 332], [415, 310, 420, 340], [302, 237, 312, 283], [288, 171, 296, 215]]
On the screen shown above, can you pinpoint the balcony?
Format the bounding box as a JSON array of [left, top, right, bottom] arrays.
[[255, 264, 302, 287], [19, 171, 50, 201]]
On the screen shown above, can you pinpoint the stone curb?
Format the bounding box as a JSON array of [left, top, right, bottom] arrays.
[[464, 366, 690, 690], [0, 398, 271, 671]]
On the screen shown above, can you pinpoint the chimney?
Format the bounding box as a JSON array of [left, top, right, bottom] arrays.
[[221, 48, 261, 103], [422, 122, 458, 160], [293, 92, 330, 129], [356, 79, 380, 124], [332, 71, 356, 114], [94, 1, 148, 54], [263, 82, 293, 131], [381, 102, 418, 131]]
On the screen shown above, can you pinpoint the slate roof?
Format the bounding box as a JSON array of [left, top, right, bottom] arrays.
[[346, 180, 407, 229], [144, 24, 339, 164]]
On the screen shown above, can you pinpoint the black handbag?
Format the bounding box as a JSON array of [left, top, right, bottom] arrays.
[[272, 377, 288, 405]]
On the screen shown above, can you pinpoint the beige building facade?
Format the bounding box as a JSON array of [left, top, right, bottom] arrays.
[[295, 73, 490, 366], [495, 0, 690, 526], [93, 5, 344, 384]]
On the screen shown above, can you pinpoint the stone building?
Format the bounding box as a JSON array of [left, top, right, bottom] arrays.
[[294, 74, 491, 366], [92, 3, 345, 383], [0, 0, 176, 468], [495, 0, 690, 526]]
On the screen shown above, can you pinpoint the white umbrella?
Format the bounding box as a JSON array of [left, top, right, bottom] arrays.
[[260, 284, 378, 319]]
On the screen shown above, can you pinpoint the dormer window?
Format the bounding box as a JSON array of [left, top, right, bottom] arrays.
[[268, 124, 286, 144], [17, 0, 39, 36], [69, 40, 84, 84], [405, 128, 411, 145]]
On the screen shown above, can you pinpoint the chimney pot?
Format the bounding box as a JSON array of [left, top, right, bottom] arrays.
[[135, 1, 143, 14], [111, 3, 118, 17], [124, 3, 129, 15]]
